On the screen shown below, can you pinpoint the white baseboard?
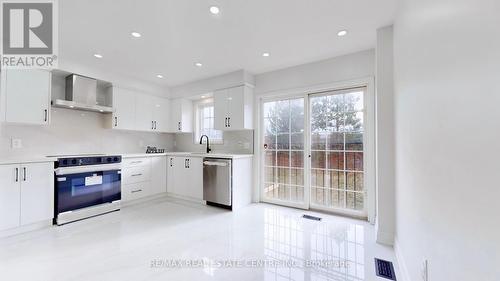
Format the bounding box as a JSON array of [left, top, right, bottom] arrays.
[[394, 236, 411, 281], [0, 220, 53, 238]]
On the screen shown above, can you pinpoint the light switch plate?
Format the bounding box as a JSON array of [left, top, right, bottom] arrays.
[[11, 138, 22, 149]]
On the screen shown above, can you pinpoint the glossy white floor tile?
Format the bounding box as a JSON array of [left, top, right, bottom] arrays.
[[0, 198, 398, 281]]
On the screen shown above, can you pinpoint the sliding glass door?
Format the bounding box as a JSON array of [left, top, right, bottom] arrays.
[[262, 98, 307, 208], [261, 87, 368, 217], [309, 88, 366, 215]]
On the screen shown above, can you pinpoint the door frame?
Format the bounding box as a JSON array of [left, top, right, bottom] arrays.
[[256, 77, 376, 223]]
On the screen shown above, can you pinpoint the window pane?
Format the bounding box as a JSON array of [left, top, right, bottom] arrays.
[[346, 191, 364, 211], [264, 167, 276, 183], [328, 170, 345, 190], [290, 99, 304, 133], [289, 186, 304, 202], [277, 151, 290, 167], [276, 168, 289, 184], [290, 169, 304, 186], [290, 132, 304, 150], [290, 151, 303, 168], [327, 132, 344, 150], [311, 133, 326, 150], [311, 151, 326, 169], [311, 169, 327, 187], [277, 134, 290, 150], [327, 152, 344, 170], [264, 134, 276, 149], [345, 91, 364, 112], [346, 172, 363, 191], [345, 133, 363, 151], [346, 152, 363, 171], [345, 112, 363, 132], [264, 151, 276, 166]]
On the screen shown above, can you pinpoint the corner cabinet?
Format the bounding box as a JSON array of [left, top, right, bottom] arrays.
[[214, 85, 253, 131], [169, 98, 193, 133], [0, 69, 51, 125], [0, 162, 54, 232]]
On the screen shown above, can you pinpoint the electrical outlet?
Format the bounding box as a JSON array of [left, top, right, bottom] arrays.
[[11, 138, 23, 149], [421, 259, 428, 281]]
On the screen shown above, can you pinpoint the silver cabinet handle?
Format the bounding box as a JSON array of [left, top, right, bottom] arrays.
[[169, 158, 173, 167], [155, 121, 157, 130], [131, 173, 142, 177], [131, 189, 142, 193], [225, 117, 227, 127], [178, 121, 182, 131], [44, 109, 48, 122], [228, 117, 230, 127], [114, 116, 118, 127], [130, 161, 142, 164], [152, 121, 154, 130], [15, 168, 19, 182], [23, 167, 26, 181]]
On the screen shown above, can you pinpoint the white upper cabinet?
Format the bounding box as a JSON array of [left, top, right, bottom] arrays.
[[214, 85, 253, 131], [151, 96, 170, 133], [169, 98, 193, 133], [1, 69, 51, 125], [110, 87, 136, 130], [108, 86, 169, 133], [135, 95, 155, 131]]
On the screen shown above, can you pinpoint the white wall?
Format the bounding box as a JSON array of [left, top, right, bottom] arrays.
[[254, 49, 375, 95], [375, 26, 395, 245], [394, 0, 500, 280]]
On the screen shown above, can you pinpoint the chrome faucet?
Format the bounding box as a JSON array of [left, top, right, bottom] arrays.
[[199, 135, 212, 153]]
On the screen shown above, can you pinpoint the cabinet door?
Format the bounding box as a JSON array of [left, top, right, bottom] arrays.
[[166, 157, 176, 193], [112, 87, 136, 130], [151, 156, 167, 195], [213, 89, 228, 130], [152, 97, 170, 132], [3, 69, 50, 125], [226, 86, 245, 130], [169, 99, 182, 132], [186, 157, 203, 200], [135, 95, 154, 131], [169, 99, 193, 133], [172, 157, 187, 196], [0, 165, 21, 231], [20, 162, 54, 225]]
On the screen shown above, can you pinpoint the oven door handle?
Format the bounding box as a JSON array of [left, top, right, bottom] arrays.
[[55, 164, 122, 175]]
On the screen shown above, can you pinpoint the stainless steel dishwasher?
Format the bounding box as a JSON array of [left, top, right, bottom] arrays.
[[203, 158, 232, 209]]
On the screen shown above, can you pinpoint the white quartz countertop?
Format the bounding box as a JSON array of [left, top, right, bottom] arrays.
[[0, 157, 57, 165], [123, 152, 253, 159]]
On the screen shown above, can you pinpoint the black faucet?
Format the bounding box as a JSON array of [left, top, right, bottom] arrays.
[[199, 135, 212, 153]]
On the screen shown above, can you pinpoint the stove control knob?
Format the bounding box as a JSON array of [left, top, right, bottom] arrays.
[[107, 157, 112, 163], [113, 157, 119, 162], [71, 159, 77, 165]]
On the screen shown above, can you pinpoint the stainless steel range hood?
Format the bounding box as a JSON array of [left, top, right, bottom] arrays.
[[52, 74, 114, 113]]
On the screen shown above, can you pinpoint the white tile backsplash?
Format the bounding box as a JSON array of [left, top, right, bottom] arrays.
[[0, 108, 174, 158]]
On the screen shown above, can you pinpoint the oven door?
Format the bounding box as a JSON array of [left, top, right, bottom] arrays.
[[55, 169, 121, 214]]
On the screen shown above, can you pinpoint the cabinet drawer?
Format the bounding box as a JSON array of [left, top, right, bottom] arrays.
[[122, 165, 151, 185], [122, 182, 151, 201], [122, 157, 151, 168]]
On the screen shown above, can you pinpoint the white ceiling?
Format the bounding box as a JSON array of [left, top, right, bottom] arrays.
[[59, 0, 396, 88]]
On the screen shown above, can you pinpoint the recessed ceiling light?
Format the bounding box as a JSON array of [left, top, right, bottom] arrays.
[[131, 32, 142, 38], [209, 6, 220, 15], [94, 54, 103, 59], [262, 52, 270, 57], [195, 62, 203, 67], [201, 95, 206, 98], [337, 30, 348, 37], [156, 74, 163, 79]]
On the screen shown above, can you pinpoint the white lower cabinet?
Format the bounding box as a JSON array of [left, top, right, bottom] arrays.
[[121, 156, 167, 202], [166, 156, 203, 200], [0, 162, 54, 232]]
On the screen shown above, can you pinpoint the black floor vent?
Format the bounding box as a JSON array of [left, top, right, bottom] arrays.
[[375, 258, 397, 280], [302, 214, 322, 221]]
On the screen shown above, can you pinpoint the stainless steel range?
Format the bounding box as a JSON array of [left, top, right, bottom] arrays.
[[53, 155, 122, 225]]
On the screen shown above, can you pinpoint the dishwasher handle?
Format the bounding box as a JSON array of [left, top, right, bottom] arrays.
[[203, 161, 229, 167]]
